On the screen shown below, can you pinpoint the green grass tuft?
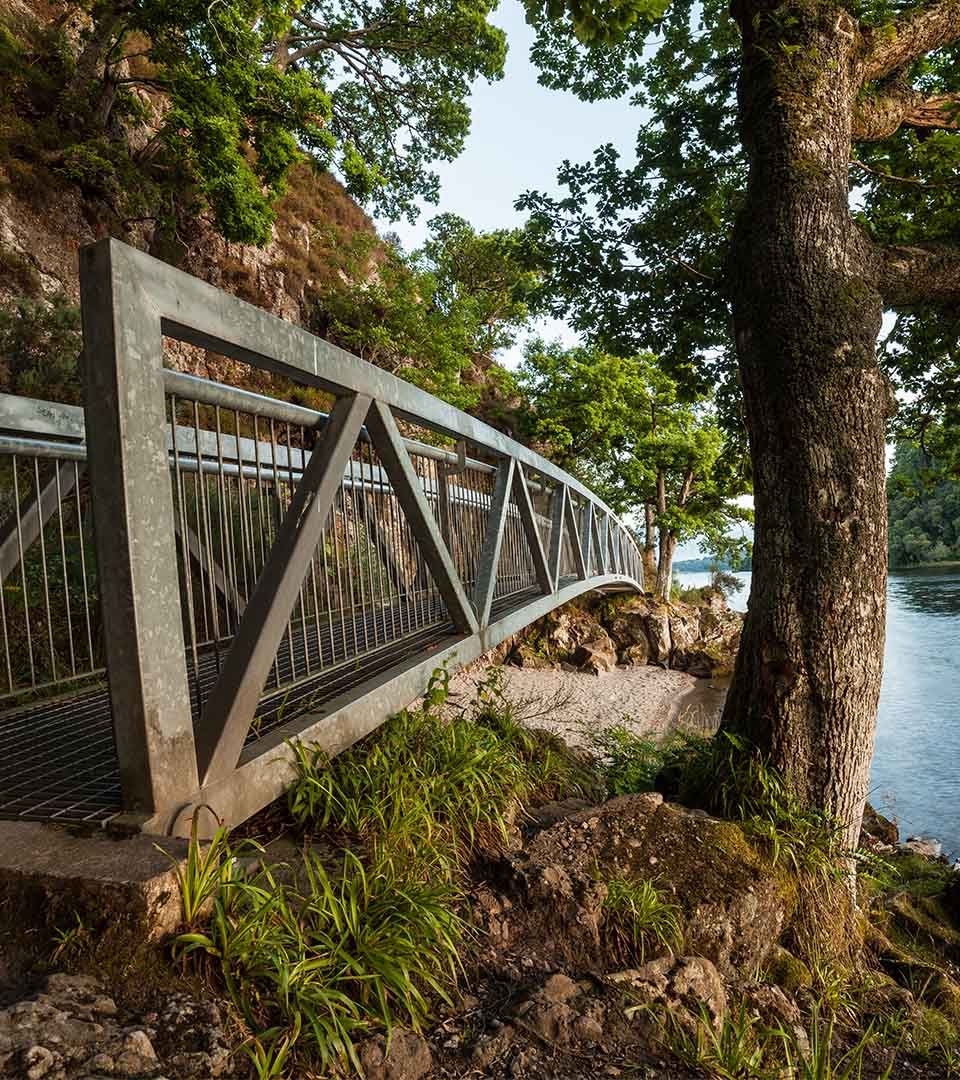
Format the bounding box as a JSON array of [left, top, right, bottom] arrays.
[[602, 875, 683, 963]]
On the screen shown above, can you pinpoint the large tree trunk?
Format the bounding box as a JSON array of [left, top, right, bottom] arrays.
[[643, 502, 658, 588], [721, 0, 891, 847]]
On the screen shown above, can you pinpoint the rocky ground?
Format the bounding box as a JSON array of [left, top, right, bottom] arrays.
[[5, 788, 960, 1080]]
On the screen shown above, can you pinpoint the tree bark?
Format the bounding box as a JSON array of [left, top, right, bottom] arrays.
[[721, 0, 890, 848], [643, 502, 658, 587], [64, 4, 127, 106]]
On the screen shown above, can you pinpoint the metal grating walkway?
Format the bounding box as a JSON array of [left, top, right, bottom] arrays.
[[0, 586, 541, 825]]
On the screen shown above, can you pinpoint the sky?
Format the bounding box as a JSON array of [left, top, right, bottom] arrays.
[[374, 1, 643, 363]]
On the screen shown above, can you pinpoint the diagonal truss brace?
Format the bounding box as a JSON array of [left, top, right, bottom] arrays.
[[472, 457, 515, 627], [565, 494, 587, 580], [548, 485, 567, 591], [364, 400, 479, 637], [196, 392, 371, 784], [513, 463, 552, 595], [0, 462, 83, 583]]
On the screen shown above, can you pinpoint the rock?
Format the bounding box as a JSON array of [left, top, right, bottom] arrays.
[[739, 981, 801, 1027], [357, 1028, 432, 1080], [764, 945, 812, 993], [610, 955, 726, 1029], [902, 836, 942, 858], [668, 615, 700, 657], [540, 973, 580, 1004], [621, 641, 650, 666], [644, 615, 672, 665], [471, 1024, 517, 1069], [511, 795, 790, 977], [860, 804, 899, 847], [0, 976, 235, 1079], [574, 632, 618, 675], [510, 643, 559, 670]]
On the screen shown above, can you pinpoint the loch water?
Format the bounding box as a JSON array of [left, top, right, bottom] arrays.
[[678, 567, 960, 859]]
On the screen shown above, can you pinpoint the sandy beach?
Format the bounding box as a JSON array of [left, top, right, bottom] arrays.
[[446, 664, 727, 750]]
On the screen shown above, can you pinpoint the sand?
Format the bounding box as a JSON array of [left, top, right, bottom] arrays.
[[446, 664, 727, 751]]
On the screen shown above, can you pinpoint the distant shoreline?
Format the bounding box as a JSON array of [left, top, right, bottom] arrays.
[[889, 561, 960, 571]]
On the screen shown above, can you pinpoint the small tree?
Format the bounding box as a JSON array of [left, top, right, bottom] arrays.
[[515, 342, 751, 599], [311, 217, 540, 410]]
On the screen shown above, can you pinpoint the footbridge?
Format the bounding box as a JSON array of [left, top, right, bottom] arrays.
[[0, 239, 644, 836]]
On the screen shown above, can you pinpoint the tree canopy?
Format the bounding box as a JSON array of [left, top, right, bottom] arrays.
[[514, 342, 752, 596], [2, 0, 507, 243], [888, 437, 960, 567]]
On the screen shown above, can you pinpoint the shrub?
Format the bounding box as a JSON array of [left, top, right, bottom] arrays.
[[178, 847, 462, 1074], [0, 294, 82, 402], [289, 666, 591, 880]]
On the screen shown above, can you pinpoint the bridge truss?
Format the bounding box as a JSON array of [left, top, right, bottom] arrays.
[[0, 239, 644, 835]]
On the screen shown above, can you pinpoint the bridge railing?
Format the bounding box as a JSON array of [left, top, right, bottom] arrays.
[[0, 238, 643, 833]]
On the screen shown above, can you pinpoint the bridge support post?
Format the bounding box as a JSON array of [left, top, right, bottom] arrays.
[[79, 239, 200, 820]]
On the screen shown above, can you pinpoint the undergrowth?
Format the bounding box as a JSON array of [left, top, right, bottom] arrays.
[[593, 725, 844, 876], [288, 664, 594, 880], [659, 1002, 896, 1080], [171, 665, 589, 1074]]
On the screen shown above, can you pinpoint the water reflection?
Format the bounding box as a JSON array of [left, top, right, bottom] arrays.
[[678, 567, 960, 859], [872, 569, 960, 859]]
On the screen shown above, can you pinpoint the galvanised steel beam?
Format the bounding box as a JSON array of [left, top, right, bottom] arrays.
[[513, 463, 552, 595], [79, 239, 200, 816], [365, 400, 478, 636], [580, 501, 594, 575], [472, 457, 515, 628], [195, 392, 371, 784], [565, 494, 587, 581], [548, 485, 567, 592], [0, 462, 83, 583]]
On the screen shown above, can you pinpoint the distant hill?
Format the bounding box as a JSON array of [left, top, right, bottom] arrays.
[[674, 556, 753, 573]]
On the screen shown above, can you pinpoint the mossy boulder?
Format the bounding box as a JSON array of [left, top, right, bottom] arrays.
[[503, 794, 793, 978], [764, 944, 813, 993]]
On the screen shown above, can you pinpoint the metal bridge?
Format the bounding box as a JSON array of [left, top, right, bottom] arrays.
[[0, 239, 644, 836]]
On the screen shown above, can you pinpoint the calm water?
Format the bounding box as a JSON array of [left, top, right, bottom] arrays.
[[678, 568, 960, 858]]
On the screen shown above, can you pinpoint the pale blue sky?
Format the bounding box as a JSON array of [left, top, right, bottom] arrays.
[[374, 1, 644, 362]]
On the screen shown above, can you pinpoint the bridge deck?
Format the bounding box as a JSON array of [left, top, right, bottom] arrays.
[[0, 586, 542, 826]]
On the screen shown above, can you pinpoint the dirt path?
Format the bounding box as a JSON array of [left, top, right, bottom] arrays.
[[447, 665, 727, 750]]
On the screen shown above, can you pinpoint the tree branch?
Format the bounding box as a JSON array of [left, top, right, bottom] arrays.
[[853, 85, 960, 140], [874, 241, 960, 307], [860, 0, 960, 85]]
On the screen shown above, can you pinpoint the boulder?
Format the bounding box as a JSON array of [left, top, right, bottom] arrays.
[[668, 614, 700, 657], [644, 615, 672, 665], [0, 975, 235, 1079], [506, 794, 792, 977], [574, 632, 618, 675], [608, 954, 726, 1029], [860, 804, 899, 848], [358, 1029, 432, 1080]]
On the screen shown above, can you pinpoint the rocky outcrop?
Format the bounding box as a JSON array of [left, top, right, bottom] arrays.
[[485, 792, 792, 980], [508, 591, 742, 679], [0, 974, 234, 1079]]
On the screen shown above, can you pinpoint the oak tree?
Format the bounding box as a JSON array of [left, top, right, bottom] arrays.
[[522, 0, 960, 843]]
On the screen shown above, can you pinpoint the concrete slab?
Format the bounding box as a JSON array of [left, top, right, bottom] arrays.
[[0, 822, 188, 948]]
